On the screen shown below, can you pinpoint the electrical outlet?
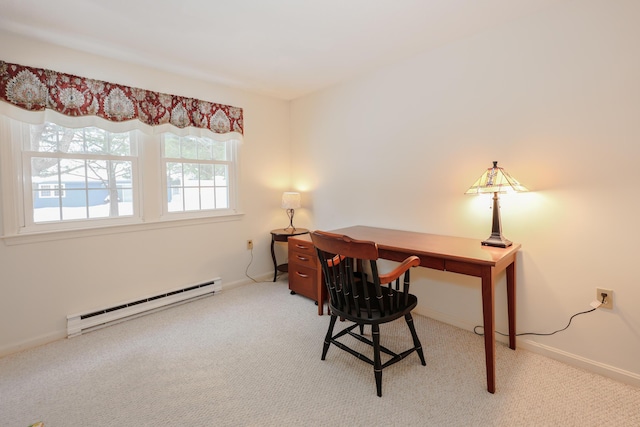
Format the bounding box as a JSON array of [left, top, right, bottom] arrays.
[[596, 288, 613, 309], [247, 239, 254, 250]]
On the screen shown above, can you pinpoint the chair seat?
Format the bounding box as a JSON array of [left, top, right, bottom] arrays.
[[329, 291, 419, 325]]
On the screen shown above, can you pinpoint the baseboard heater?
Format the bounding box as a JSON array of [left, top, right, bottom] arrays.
[[66, 278, 222, 338]]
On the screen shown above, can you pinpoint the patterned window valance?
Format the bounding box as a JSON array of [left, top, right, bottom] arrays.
[[0, 60, 243, 136]]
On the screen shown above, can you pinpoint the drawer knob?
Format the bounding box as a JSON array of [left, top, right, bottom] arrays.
[[296, 272, 309, 278], [295, 244, 308, 249], [297, 255, 309, 261]]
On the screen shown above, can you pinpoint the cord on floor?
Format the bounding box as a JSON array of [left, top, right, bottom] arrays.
[[473, 307, 597, 337]]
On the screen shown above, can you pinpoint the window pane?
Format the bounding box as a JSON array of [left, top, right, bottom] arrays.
[[212, 140, 228, 161], [32, 194, 62, 222], [83, 127, 107, 154], [181, 137, 198, 160], [167, 162, 183, 212], [162, 134, 235, 215], [162, 134, 229, 161], [215, 164, 229, 208], [201, 187, 215, 210], [29, 123, 132, 156], [199, 164, 214, 182], [164, 134, 181, 158], [183, 187, 200, 211], [32, 157, 63, 223], [183, 163, 200, 211], [215, 187, 229, 209], [183, 162, 199, 182], [165, 161, 231, 212], [197, 138, 213, 160], [107, 131, 131, 155], [27, 123, 136, 225], [60, 189, 89, 220]]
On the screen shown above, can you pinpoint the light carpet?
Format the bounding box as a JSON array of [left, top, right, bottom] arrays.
[[1, 280, 639, 427]]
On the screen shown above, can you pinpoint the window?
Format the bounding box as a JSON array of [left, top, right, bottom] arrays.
[[0, 116, 241, 239], [162, 134, 236, 216], [0, 61, 244, 240], [22, 122, 138, 226]]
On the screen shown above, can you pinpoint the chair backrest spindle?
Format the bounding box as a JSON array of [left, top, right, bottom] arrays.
[[312, 230, 419, 320]]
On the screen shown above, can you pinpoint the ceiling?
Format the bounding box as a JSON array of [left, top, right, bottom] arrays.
[[0, 0, 566, 100]]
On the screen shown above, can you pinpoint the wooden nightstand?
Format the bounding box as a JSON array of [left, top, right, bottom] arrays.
[[270, 228, 309, 282], [288, 233, 326, 315]]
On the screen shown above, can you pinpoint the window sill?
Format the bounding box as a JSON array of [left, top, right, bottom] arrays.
[[1, 212, 245, 246]]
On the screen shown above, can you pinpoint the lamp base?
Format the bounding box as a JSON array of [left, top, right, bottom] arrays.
[[284, 208, 296, 232], [481, 191, 513, 248], [482, 234, 512, 248]]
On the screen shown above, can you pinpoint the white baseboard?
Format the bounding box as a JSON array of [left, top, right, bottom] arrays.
[[0, 330, 66, 358], [517, 339, 640, 388], [221, 272, 282, 291], [419, 307, 640, 389], [0, 273, 277, 359]]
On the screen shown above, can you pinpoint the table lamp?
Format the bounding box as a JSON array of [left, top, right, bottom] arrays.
[[465, 161, 528, 248], [281, 192, 301, 231]]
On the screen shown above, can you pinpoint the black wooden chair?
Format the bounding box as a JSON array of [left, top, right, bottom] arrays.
[[310, 230, 426, 397]]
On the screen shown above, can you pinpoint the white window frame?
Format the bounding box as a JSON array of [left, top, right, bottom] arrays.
[[0, 115, 243, 244], [160, 134, 239, 220], [17, 122, 142, 233]]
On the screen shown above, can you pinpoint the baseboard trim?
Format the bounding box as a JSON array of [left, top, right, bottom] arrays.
[[0, 330, 66, 358], [1, 274, 278, 358], [517, 339, 640, 388], [419, 307, 640, 389], [222, 272, 275, 291]]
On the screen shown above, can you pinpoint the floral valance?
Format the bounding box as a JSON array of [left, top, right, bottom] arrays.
[[0, 60, 243, 136]]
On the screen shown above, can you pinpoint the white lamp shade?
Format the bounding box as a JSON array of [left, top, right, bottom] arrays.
[[281, 192, 301, 209]]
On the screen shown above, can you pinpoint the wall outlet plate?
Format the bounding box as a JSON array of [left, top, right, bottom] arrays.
[[596, 288, 613, 309]]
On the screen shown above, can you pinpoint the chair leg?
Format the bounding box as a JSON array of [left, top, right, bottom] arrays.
[[405, 313, 426, 366], [372, 324, 382, 397], [322, 315, 338, 360]]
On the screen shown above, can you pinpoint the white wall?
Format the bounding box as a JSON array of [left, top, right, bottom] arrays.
[[0, 31, 292, 355], [291, 0, 640, 385]]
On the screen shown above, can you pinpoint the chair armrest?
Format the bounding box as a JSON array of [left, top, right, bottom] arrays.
[[326, 254, 346, 267], [378, 256, 420, 284]]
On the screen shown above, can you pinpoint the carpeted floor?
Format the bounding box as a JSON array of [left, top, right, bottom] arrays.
[[1, 280, 639, 427]]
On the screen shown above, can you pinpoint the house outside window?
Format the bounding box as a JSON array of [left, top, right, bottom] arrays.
[[38, 183, 66, 199]]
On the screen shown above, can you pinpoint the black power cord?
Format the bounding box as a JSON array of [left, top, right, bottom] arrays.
[[473, 294, 605, 337], [474, 307, 596, 337]]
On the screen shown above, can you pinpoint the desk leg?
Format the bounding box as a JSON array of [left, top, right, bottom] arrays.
[[481, 268, 496, 394], [507, 261, 516, 350], [270, 236, 278, 282]]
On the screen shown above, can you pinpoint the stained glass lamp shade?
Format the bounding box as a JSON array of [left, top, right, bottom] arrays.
[[465, 161, 528, 247]]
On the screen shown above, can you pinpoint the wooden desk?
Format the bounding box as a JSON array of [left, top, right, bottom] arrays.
[[329, 225, 520, 394]]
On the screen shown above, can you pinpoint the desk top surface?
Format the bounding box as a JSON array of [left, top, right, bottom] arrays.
[[329, 225, 521, 266]]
